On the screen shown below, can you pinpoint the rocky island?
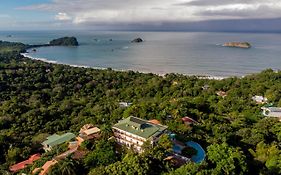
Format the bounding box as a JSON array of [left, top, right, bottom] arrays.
[[131, 38, 143, 43], [223, 42, 251, 49], [25, 36, 79, 51], [49, 37, 79, 46]]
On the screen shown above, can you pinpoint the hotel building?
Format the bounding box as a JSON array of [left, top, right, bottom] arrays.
[[112, 116, 168, 152]]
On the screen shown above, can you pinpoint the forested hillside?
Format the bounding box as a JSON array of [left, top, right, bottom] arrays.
[[0, 41, 280, 175]]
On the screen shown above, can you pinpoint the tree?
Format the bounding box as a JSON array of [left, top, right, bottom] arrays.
[[166, 162, 209, 175], [147, 134, 173, 160], [182, 146, 198, 158], [48, 158, 80, 175], [84, 139, 116, 169], [5, 147, 21, 164], [207, 142, 247, 175], [249, 142, 281, 174]]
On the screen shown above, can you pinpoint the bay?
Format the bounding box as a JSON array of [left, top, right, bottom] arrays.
[[0, 30, 280, 77]]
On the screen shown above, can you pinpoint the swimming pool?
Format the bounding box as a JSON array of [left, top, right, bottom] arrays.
[[185, 141, 206, 163], [173, 144, 183, 154]]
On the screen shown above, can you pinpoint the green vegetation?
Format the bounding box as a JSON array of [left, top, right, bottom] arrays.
[[49, 37, 79, 46], [0, 41, 281, 174], [0, 41, 26, 53], [181, 146, 197, 158]]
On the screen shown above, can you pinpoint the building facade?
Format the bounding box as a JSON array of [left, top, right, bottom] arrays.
[[112, 116, 168, 152]]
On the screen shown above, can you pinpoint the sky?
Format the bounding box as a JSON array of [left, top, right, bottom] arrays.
[[0, 0, 281, 31]]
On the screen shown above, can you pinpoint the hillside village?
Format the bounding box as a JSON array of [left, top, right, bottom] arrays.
[[9, 94, 281, 175], [0, 42, 281, 175], [10, 115, 205, 175]]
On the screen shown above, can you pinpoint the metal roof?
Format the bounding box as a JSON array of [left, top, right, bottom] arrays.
[[42, 133, 76, 147], [83, 127, 101, 136], [113, 116, 167, 139]]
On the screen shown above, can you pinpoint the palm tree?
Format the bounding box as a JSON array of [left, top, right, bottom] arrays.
[[48, 157, 78, 175]]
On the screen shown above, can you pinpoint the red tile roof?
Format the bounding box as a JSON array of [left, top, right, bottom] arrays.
[[9, 154, 41, 172], [182, 117, 197, 124]]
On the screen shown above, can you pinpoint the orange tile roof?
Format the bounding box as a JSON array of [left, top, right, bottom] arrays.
[[83, 127, 101, 136], [9, 154, 41, 172], [148, 119, 161, 125], [38, 160, 58, 175]]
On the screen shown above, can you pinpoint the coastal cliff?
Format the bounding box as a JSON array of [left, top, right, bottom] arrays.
[[223, 42, 251, 49]]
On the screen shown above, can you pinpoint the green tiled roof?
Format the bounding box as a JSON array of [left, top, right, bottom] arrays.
[[113, 116, 167, 139], [42, 133, 76, 147]]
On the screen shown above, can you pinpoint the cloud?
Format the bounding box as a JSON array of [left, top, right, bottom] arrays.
[[177, 0, 258, 6], [198, 4, 281, 18], [17, 0, 281, 25], [55, 12, 72, 21]]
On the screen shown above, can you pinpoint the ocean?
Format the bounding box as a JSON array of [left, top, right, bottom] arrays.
[[0, 30, 280, 77]]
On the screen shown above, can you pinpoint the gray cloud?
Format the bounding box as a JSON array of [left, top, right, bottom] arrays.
[[176, 0, 258, 6], [198, 5, 281, 18], [16, 0, 281, 28]]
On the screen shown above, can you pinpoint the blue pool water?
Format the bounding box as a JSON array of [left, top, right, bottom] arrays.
[[186, 141, 206, 163], [173, 144, 183, 154]]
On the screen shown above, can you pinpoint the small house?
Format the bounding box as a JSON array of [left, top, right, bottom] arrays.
[[182, 116, 197, 125], [77, 125, 101, 144], [119, 102, 132, 107], [252, 95, 268, 104], [216, 91, 227, 98], [42, 133, 76, 152], [261, 107, 281, 121], [202, 85, 210, 90]]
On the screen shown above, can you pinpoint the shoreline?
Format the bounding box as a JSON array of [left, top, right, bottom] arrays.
[[21, 52, 230, 80]]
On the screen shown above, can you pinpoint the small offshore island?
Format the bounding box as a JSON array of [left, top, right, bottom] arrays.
[[131, 37, 144, 43], [223, 42, 251, 49], [0, 40, 281, 175], [49, 37, 79, 46]]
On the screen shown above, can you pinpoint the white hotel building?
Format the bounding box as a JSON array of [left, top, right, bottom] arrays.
[[112, 116, 168, 152]]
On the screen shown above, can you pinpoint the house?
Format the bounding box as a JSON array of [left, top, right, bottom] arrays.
[[252, 95, 268, 104], [77, 125, 101, 144], [182, 116, 197, 125], [9, 154, 41, 173], [216, 91, 227, 98], [202, 84, 210, 90], [42, 133, 76, 152], [261, 107, 281, 121], [112, 116, 168, 153], [119, 102, 132, 108]]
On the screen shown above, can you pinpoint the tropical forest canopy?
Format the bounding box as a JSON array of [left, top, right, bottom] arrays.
[[0, 41, 280, 175]]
